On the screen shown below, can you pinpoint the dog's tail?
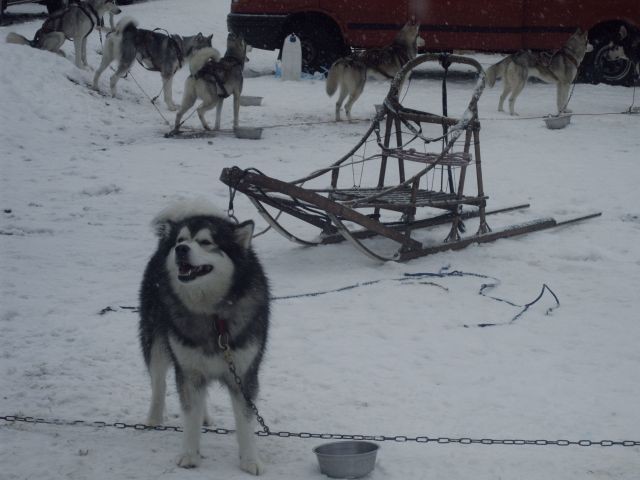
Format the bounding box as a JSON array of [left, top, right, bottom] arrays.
[[485, 57, 509, 88], [113, 17, 139, 69], [114, 16, 138, 36], [6, 32, 35, 47], [188, 47, 221, 76], [325, 59, 346, 96]]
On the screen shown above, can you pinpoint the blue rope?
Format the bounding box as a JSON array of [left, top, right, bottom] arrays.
[[273, 265, 560, 327], [99, 266, 560, 326]]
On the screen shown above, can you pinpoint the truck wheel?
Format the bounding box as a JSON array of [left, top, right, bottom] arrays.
[[582, 28, 634, 86], [286, 19, 347, 75], [45, 0, 65, 13]]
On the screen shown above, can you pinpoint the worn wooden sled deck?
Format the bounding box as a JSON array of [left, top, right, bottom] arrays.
[[220, 53, 600, 261]]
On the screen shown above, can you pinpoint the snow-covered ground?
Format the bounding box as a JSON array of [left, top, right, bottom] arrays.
[[1, 1, 639, 478]]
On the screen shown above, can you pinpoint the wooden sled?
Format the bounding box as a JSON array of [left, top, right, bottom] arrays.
[[220, 53, 600, 261]]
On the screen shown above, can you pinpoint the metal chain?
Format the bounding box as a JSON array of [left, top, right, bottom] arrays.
[[2, 415, 639, 448], [222, 348, 270, 435]]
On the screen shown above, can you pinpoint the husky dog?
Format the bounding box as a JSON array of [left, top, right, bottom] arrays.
[[6, 30, 67, 56], [606, 26, 640, 79], [92, 17, 213, 110], [6, 0, 121, 68], [486, 29, 592, 115], [139, 198, 270, 474], [172, 32, 247, 133], [326, 21, 421, 122]]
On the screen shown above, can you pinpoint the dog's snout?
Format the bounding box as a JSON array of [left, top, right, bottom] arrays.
[[175, 244, 190, 258]]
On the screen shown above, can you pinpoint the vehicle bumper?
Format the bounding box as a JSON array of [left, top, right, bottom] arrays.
[[227, 13, 288, 51]]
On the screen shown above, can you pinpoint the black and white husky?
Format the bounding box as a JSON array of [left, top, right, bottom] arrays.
[[139, 198, 270, 474]]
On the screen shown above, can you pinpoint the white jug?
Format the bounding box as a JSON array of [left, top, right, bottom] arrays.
[[281, 33, 302, 81]]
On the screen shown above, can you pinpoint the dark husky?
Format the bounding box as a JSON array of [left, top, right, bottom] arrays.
[[5, 0, 121, 68], [93, 17, 213, 110], [172, 32, 248, 133], [606, 26, 640, 80], [325, 20, 422, 122], [139, 198, 270, 474]]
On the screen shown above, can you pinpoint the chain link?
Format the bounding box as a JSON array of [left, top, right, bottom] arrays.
[[2, 415, 639, 448]]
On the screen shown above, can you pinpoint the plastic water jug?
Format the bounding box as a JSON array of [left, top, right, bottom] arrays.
[[281, 34, 302, 81]]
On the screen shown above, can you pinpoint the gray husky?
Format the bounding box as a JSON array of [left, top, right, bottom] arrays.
[[486, 29, 592, 115], [93, 17, 213, 110], [172, 32, 247, 133], [326, 21, 422, 122], [139, 198, 270, 474], [5, 0, 121, 68]]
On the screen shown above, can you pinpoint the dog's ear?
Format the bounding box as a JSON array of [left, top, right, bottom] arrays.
[[206, 34, 213, 45], [234, 220, 254, 250], [619, 25, 628, 40], [151, 218, 175, 239]]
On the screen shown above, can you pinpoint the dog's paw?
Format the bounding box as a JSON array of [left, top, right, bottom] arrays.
[[240, 457, 264, 475], [167, 104, 178, 112], [146, 414, 164, 426], [202, 413, 213, 426], [176, 452, 202, 469]]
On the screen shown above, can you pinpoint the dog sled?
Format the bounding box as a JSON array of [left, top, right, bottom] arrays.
[[220, 53, 600, 261]]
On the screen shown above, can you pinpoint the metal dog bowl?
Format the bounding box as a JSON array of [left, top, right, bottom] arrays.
[[544, 114, 572, 129], [313, 441, 379, 479], [234, 126, 263, 139], [240, 95, 263, 106]]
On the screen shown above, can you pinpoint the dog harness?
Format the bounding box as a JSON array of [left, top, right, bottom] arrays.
[[135, 28, 184, 72], [36, 0, 101, 42], [196, 56, 244, 98]]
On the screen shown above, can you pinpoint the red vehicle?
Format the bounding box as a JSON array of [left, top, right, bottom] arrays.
[[228, 0, 640, 85]]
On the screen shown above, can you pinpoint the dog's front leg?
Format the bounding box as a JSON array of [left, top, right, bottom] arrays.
[[230, 390, 264, 475], [146, 340, 171, 425], [162, 74, 178, 111], [232, 92, 240, 130], [176, 371, 207, 468], [214, 98, 224, 131], [73, 38, 85, 69]]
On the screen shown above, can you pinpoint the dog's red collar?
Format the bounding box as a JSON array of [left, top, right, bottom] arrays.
[[213, 315, 231, 349]]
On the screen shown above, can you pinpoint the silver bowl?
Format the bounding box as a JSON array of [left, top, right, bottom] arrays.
[[313, 441, 379, 479], [544, 114, 571, 129]]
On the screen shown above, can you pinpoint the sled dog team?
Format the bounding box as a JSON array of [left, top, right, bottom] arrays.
[[7, 5, 602, 132]]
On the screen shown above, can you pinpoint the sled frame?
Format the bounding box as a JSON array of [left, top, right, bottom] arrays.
[[220, 53, 600, 261]]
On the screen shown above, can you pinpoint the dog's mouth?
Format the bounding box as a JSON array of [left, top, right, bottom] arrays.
[[177, 262, 213, 282]]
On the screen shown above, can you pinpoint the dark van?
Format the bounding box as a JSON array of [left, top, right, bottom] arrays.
[[228, 0, 640, 85]]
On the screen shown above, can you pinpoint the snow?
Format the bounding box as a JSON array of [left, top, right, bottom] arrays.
[[1, 0, 639, 478]]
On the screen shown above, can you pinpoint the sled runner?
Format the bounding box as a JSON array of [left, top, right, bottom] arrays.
[[220, 53, 600, 261]]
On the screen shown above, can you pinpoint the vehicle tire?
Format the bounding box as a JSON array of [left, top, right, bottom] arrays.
[[45, 0, 65, 13], [581, 27, 634, 86], [286, 19, 348, 75]]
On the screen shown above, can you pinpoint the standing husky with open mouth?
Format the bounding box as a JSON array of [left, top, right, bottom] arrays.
[[139, 198, 270, 474]]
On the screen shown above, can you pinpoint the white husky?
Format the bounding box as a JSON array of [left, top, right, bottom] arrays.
[[486, 29, 593, 115]]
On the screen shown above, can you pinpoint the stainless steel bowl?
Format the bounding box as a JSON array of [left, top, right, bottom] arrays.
[[313, 441, 379, 479], [544, 114, 572, 129]]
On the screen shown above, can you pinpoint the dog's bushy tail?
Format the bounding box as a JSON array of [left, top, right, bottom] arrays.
[[485, 57, 508, 88], [325, 60, 345, 96], [6, 32, 34, 47], [188, 47, 221, 76], [115, 17, 139, 69]]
